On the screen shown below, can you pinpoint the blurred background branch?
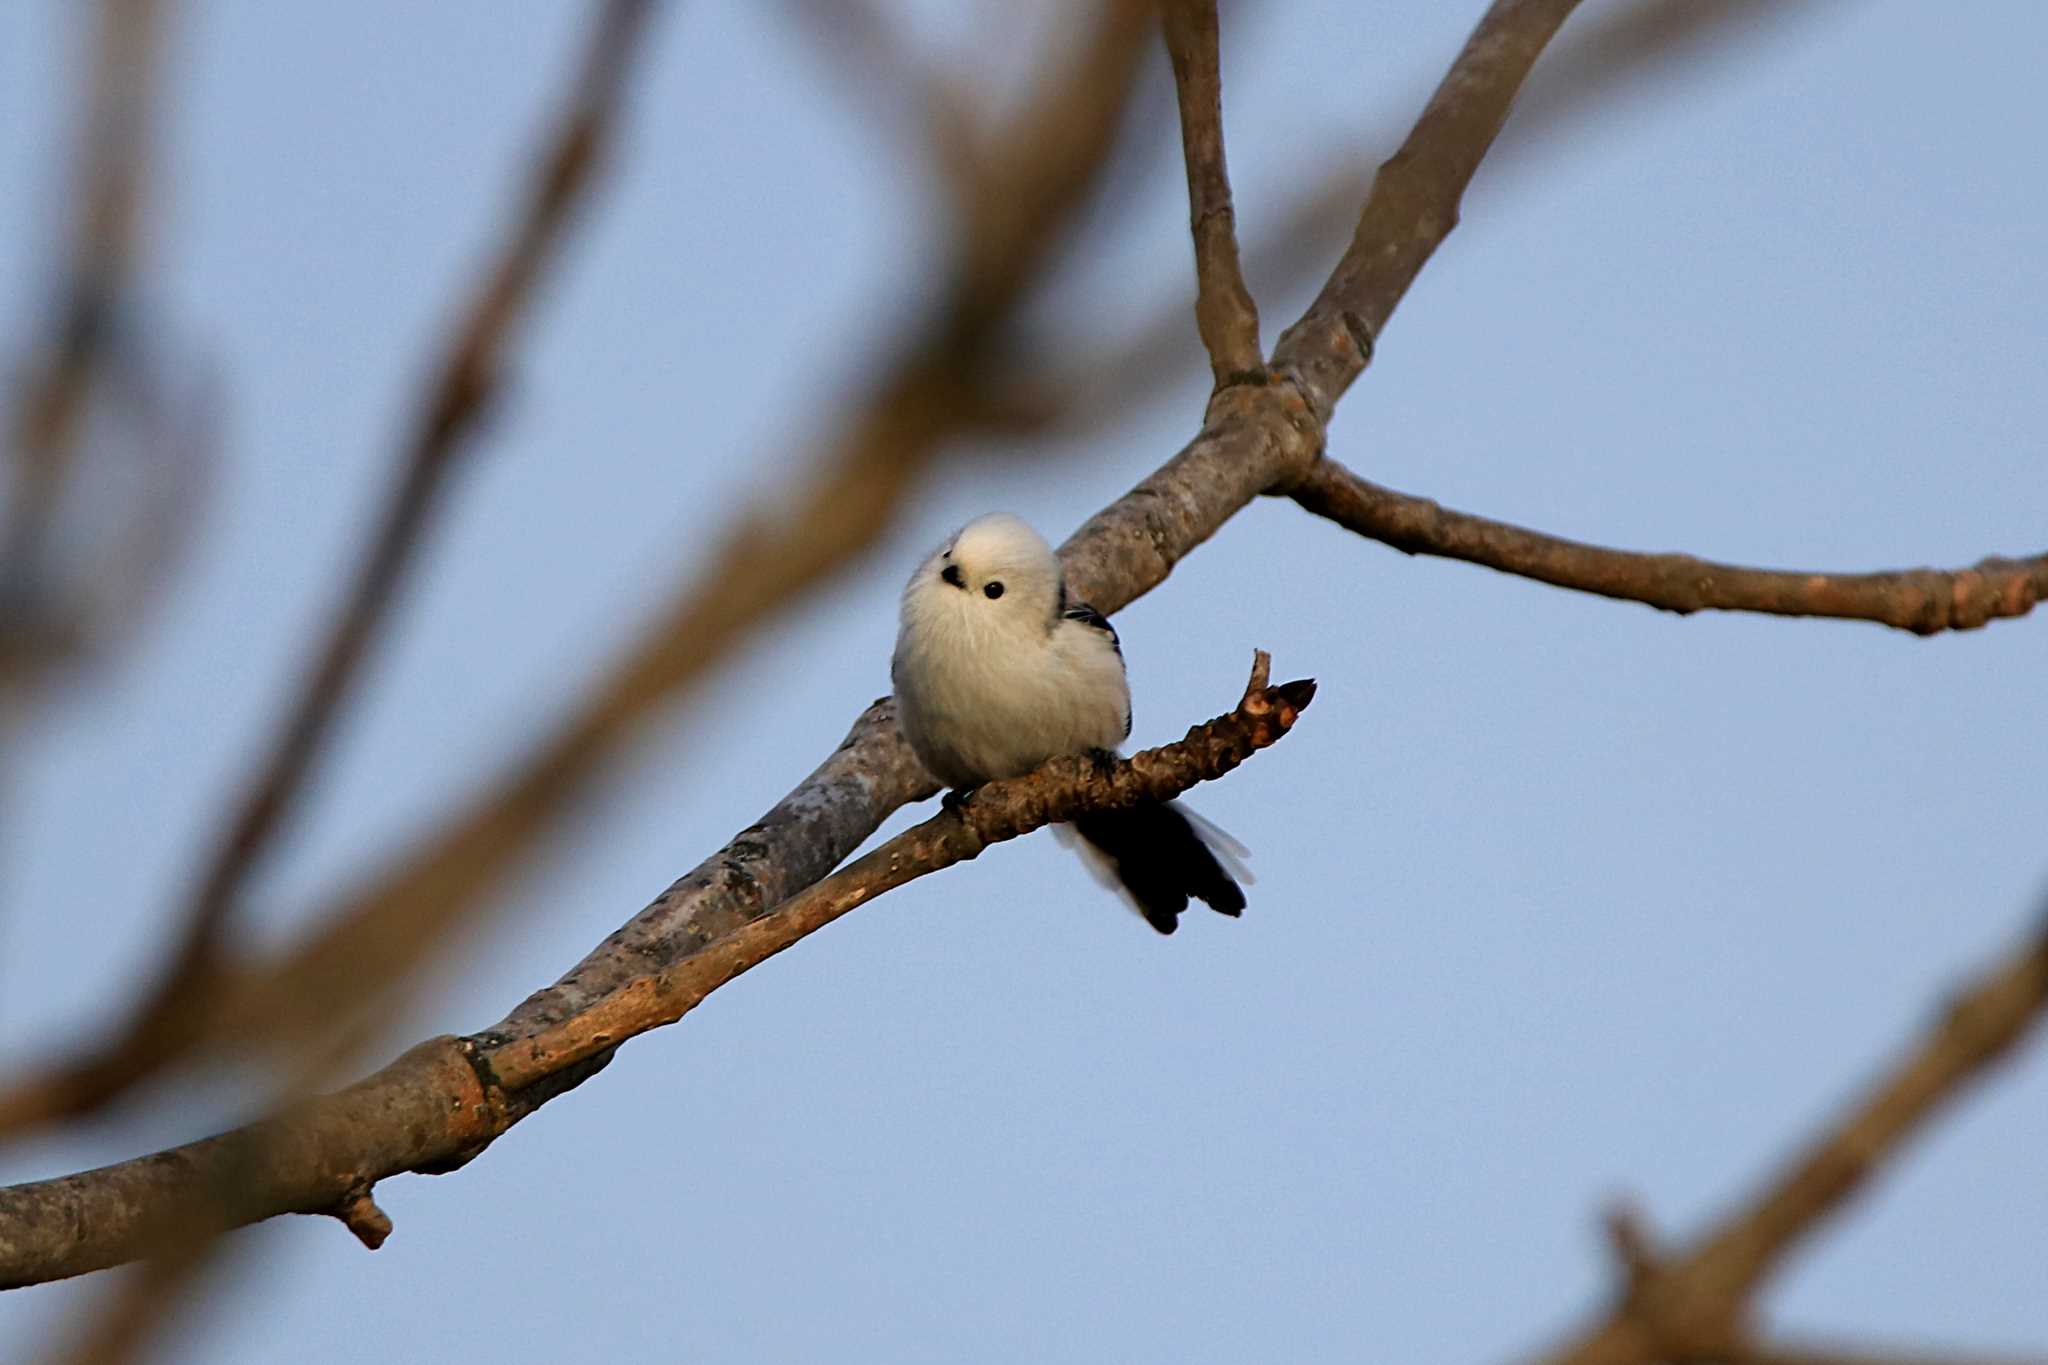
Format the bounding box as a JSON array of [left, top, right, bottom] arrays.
[[1533, 917, 2048, 1365], [0, 0, 664, 1147], [0, 0, 190, 719]]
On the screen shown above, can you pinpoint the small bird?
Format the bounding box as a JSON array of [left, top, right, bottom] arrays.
[[891, 512, 1247, 934]]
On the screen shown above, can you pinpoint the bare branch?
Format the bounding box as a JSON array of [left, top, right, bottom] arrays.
[[1292, 458, 2048, 634], [0, 0, 666, 1140], [1272, 0, 1585, 417], [0, 656, 1315, 1285], [1161, 0, 1261, 381], [1529, 920, 2048, 1365]]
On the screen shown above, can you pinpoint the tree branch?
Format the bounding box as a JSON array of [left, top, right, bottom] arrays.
[[1272, 0, 1584, 419], [1012, 0, 1852, 439], [1162, 0, 1261, 382], [1529, 918, 2048, 1365], [1292, 457, 2048, 634], [0, 655, 1314, 1287]]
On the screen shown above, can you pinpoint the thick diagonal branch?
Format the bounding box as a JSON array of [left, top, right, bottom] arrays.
[[1162, 0, 1261, 381], [0, 656, 1314, 1287], [1294, 458, 2048, 634], [489, 654, 1312, 1088]]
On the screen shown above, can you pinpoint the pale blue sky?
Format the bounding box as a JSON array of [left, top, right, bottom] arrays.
[[1, 3, 2043, 1361]]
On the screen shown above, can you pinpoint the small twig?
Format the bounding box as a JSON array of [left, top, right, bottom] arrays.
[[1291, 457, 2048, 634], [777, 0, 981, 198], [2, 0, 167, 697], [1601, 1201, 1662, 1294], [333, 1189, 392, 1251], [1161, 0, 1261, 382], [1531, 919, 2048, 1365]]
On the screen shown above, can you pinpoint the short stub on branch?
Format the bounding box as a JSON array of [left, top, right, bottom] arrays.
[[332, 1189, 393, 1251]]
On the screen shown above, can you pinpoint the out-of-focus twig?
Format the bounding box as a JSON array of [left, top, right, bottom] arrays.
[[777, 0, 981, 197], [1529, 920, 2048, 1365], [1161, 0, 1260, 382], [1292, 458, 2048, 634], [0, 0, 665, 1142], [1, 0, 168, 701]]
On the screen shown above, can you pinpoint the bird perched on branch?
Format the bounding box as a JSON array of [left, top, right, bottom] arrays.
[[891, 512, 1248, 934]]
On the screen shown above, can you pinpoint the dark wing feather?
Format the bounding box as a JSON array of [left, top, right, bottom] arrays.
[[1058, 597, 1120, 656]]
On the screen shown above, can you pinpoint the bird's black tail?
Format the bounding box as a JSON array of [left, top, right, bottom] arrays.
[[1070, 801, 1246, 935]]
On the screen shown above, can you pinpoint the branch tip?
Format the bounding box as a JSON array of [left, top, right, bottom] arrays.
[[1245, 648, 1271, 696], [1601, 1200, 1659, 1288]]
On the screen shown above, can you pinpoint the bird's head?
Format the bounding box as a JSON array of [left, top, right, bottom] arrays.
[[905, 512, 1063, 629]]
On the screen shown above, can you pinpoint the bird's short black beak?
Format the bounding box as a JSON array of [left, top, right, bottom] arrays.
[[940, 563, 965, 589]]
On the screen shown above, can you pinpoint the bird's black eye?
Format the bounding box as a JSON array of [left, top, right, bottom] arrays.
[[940, 563, 964, 588], [983, 581, 1004, 599]]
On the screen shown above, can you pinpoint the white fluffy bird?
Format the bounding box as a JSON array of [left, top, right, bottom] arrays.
[[891, 512, 1247, 933]]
